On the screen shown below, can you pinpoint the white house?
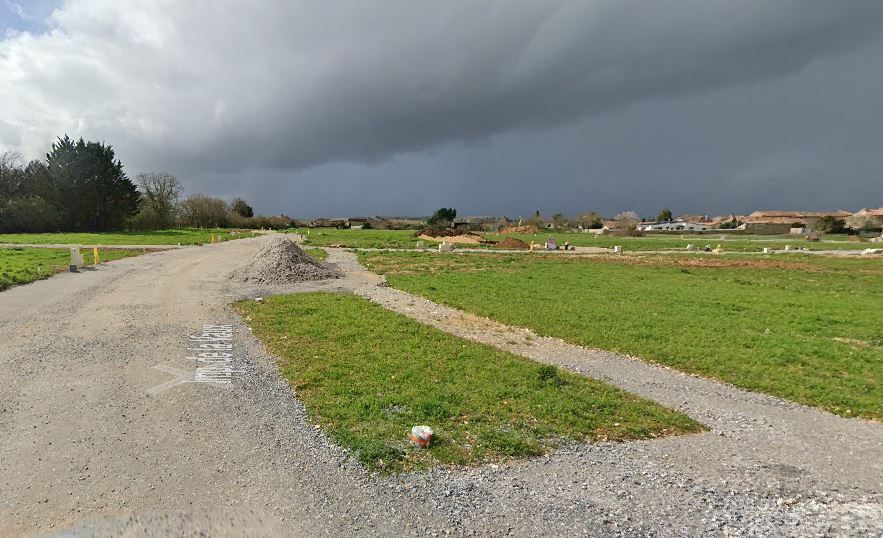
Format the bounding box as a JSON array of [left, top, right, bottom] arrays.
[[638, 220, 711, 232]]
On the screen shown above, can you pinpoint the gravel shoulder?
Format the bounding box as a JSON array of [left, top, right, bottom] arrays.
[[0, 237, 880, 536]]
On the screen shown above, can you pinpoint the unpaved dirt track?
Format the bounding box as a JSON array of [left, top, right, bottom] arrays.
[[1, 236, 881, 536]]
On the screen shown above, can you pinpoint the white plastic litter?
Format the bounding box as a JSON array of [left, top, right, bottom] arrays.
[[410, 425, 434, 447]]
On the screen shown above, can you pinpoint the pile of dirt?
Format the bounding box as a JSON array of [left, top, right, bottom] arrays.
[[499, 225, 538, 234], [415, 228, 487, 245], [414, 228, 461, 238], [495, 237, 530, 250], [418, 234, 484, 245], [228, 237, 341, 284]]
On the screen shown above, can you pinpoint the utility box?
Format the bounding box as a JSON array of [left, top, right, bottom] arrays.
[[69, 247, 84, 272]]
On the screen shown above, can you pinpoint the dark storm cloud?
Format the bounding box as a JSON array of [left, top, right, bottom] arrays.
[[2, 1, 883, 215]]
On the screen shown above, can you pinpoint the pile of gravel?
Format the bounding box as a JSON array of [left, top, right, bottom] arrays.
[[229, 237, 341, 284]]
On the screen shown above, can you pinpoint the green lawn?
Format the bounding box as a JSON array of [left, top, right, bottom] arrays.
[[236, 292, 701, 472], [483, 232, 873, 252], [282, 227, 873, 252], [0, 247, 144, 290], [360, 251, 883, 420], [304, 247, 328, 261], [0, 228, 255, 246], [288, 228, 421, 249]]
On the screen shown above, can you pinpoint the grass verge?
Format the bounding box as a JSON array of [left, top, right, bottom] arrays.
[[0, 247, 144, 290], [0, 228, 255, 245], [284, 228, 873, 252], [304, 247, 328, 261], [236, 292, 702, 472], [360, 251, 883, 420], [484, 232, 872, 252]]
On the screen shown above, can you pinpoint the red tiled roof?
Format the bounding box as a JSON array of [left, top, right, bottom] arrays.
[[855, 207, 883, 217], [748, 210, 852, 218]]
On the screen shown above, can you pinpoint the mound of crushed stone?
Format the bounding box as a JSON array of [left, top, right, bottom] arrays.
[[228, 237, 341, 284]]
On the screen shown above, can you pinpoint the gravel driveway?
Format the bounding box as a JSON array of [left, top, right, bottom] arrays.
[[1, 236, 880, 536]]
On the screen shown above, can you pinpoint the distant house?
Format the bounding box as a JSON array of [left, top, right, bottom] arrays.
[[676, 214, 714, 228], [638, 220, 710, 232], [347, 217, 369, 229], [346, 216, 421, 230], [366, 217, 390, 229], [743, 210, 852, 228], [308, 218, 349, 228], [846, 207, 883, 231], [732, 210, 852, 234], [600, 220, 618, 232], [710, 214, 744, 227], [451, 216, 510, 232], [739, 222, 791, 234]]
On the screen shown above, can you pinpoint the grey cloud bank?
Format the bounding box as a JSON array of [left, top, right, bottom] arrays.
[[2, 0, 882, 217]]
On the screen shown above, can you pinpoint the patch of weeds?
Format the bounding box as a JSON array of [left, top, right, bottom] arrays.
[[536, 364, 563, 388]]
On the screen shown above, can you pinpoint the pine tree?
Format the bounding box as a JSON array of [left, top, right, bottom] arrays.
[[47, 135, 140, 231]]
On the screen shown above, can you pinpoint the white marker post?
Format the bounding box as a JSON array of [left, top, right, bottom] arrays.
[[69, 247, 84, 272]]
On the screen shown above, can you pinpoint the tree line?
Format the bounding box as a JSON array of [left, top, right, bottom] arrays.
[[0, 136, 288, 233]]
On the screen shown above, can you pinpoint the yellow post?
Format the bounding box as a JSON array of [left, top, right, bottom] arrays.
[[211, 233, 216, 243], [93, 246, 100, 264]]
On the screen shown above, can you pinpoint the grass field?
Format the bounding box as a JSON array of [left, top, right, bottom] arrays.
[[237, 292, 702, 472], [290, 228, 420, 249], [285, 228, 874, 252], [0, 247, 144, 290], [360, 251, 883, 420], [483, 232, 872, 252], [304, 247, 328, 261], [0, 228, 255, 246]]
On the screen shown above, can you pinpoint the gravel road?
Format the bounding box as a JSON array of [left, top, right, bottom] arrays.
[[1, 236, 880, 536]]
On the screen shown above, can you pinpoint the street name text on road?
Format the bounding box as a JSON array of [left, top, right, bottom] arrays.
[[186, 324, 240, 384], [147, 324, 242, 395]]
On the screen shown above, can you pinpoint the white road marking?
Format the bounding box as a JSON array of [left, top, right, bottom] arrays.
[[146, 364, 196, 395]]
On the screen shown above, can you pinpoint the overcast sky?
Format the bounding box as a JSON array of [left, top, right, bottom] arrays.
[[2, 1, 882, 218]]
